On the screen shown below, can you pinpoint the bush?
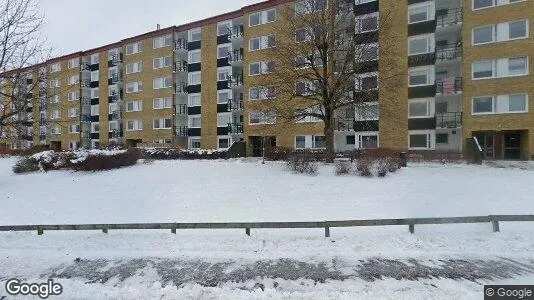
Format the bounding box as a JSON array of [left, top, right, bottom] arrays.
[[264, 147, 292, 161], [408, 150, 463, 164], [334, 158, 352, 175], [141, 148, 227, 160], [72, 149, 140, 171], [12, 157, 40, 174], [287, 151, 318, 175]]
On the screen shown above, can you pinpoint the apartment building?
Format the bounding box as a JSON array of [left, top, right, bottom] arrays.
[[0, 0, 532, 159]]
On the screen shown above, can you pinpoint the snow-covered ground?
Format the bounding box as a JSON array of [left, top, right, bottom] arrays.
[[1, 158, 534, 299]]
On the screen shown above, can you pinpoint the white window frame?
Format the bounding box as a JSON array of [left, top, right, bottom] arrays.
[[472, 20, 529, 45], [126, 42, 142, 55], [217, 67, 232, 82], [153, 97, 173, 109], [248, 35, 276, 51], [472, 57, 529, 80], [472, 0, 526, 11], [126, 81, 143, 93], [408, 66, 435, 87], [126, 61, 143, 74], [188, 93, 202, 107], [472, 94, 529, 115], [355, 12, 379, 33], [408, 2, 435, 24], [217, 112, 232, 127], [188, 50, 201, 64], [249, 8, 277, 27], [217, 90, 231, 104], [126, 120, 143, 131], [188, 28, 202, 42], [68, 58, 79, 69], [249, 61, 275, 76], [153, 76, 172, 90], [408, 98, 435, 118], [126, 100, 143, 112], [408, 34, 435, 55], [188, 72, 202, 86], [249, 111, 276, 125], [153, 35, 172, 49], [409, 130, 435, 150], [153, 118, 172, 130], [217, 20, 232, 36], [188, 115, 202, 128], [153, 56, 172, 69], [357, 132, 380, 149]]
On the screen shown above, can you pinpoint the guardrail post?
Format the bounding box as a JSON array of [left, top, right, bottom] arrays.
[[492, 220, 500, 233], [409, 224, 415, 234], [245, 228, 250, 236], [102, 228, 108, 234], [37, 228, 43, 235], [325, 222, 330, 238]]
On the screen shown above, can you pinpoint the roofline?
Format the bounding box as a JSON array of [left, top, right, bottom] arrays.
[[1, 0, 292, 77]]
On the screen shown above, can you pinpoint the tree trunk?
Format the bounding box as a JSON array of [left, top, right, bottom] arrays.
[[324, 119, 335, 163]]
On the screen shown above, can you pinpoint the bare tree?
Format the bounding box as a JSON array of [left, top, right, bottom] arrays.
[[255, 0, 403, 162], [0, 0, 50, 149]]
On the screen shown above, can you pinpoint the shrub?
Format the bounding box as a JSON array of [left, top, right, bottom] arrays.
[[334, 158, 352, 175], [12, 157, 40, 174], [264, 147, 292, 161], [141, 148, 227, 160], [71, 149, 140, 171], [287, 151, 318, 175], [408, 150, 463, 164]]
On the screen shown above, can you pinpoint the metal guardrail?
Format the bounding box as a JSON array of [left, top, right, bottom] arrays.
[[0, 215, 532, 237]]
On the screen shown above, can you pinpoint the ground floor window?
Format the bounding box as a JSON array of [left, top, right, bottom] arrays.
[[189, 138, 201, 150], [218, 137, 231, 149], [436, 133, 449, 144], [409, 130, 434, 150], [69, 141, 80, 150], [358, 132, 379, 149], [295, 135, 326, 149]]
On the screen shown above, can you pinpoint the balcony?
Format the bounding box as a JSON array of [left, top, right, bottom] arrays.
[[174, 82, 188, 94], [436, 44, 462, 62], [108, 90, 123, 103], [227, 93, 244, 111], [108, 53, 123, 67], [174, 39, 188, 52], [81, 80, 91, 88], [175, 104, 187, 115], [80, 62, 91, 72], [228, 49, 244, 65], [436, 77, 462, 95], [228, 25, 244, 40], [108, 73, 122, 85], [174, 126, 188, 137], [436, 8, 462, 28], [334, 118, 355, 131], [173, 61, 188, 73], [228, 73, 244, 88], [228, 122, 244, 135], [436, 112, 462, 129]]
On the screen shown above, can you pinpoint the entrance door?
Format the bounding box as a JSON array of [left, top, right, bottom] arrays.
[[473, 133, 494, 159], [504, 133, 521, 160], [250, 137, 263, 157]]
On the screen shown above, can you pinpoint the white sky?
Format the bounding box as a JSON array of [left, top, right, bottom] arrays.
[[39, 0, 261, 56]]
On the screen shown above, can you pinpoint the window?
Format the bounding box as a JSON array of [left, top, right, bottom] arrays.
[[153, 118, 172, 129], [218, 67, 231, 81], [346, 135, 356, 145], [217, 21, 232, 36], [218, 138, 230, 149], [436, 133, 449, 144], [249, 111, 276, 124], [126, 100, 143, 112], [295, 0, 327, 15], [90, 105, 99, 116], [218, 90, 231, 104], [109, 121, 119, 132], [49, 63, 60, 73], [49, 79, 59, 88], [409, 131, 434, 149], [188, 72, 201, 85], [358, 133, 379, 149], [90, 71, 99, 82], [355, 73, 378, 91], [189, 115, 201, 128], [295, 107, 323, 123], [296, 80, 321, 96], [126, 81, 143, 93], [473, 20, 528, 45], [249, 35, 276, 51], [90, 54, 99, 65], [152, 56, 172, 69], [188, 93, 202, 107], [188, 50, 201, 64], [409, 34, 434, 55], [68, 124, 80, 133], [189, 138, 201, 149], [408, 2, 435, 24], [68, 107, 79, 118], [126, 120, 143, 131], [294, 51, 323, 69], [69, 141, 80, 150], [50, 125, 61, 135], [473, 0, 526, 10], [50, 110, 60, 120], [294, 135, 326, 149], [91, 123, 100, 133], [126, 62, 142, 74], [249, 61, 275, 76], [68, 91, 79, 101], [355, 12, 379, 33], [91, 88, 99, 99], [472, 94, 528, 114], [249, 86, 276, 100], [472, 57, 529, 79], [409, 66, 435, 86], [217, 113, 231, 127], [126, 42, 142, 55], [217, 44, 231, 59], [295, 26, 324, 43], [358, 43, 379, 61], [68, 75, 79, 85], [249, 9, 276, 27], [153, 77, 172, 89], [355, 102, 379, 121], [153, 139, 172, 145], [109, 103, 118, 114], [188, 28, 201, 42], [68, 58, 79, 69], [153, 97, 172, 109], [153, 35, 172, 48], [409, 98, 434, 118]]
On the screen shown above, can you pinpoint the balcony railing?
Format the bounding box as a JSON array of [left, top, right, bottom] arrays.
[[109, 53, 123, 66], [109, 73, 122, 85], [175, 104, 187, 115], [436, 112, 462, 129], [80, 62, 91, 72], [110, 129, 123, 139], [228, 73, 244, 88], [228, 123, 244, 135], [436, 77, 462, 95], [228, 25, 244, 39], [174, 39, 188, 52], [173, 61, 188, 73], [436, 44, 462, 61], [334, 118, 355, 131], [111, 111, 123, 121], [174, 82, 188, 94], [228, 49, 244, 64], [436, 8, 462, 28], [227, 93, 244, 111], [174, 126, 188, 137]]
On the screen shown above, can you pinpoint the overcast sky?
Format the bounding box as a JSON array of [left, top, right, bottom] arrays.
[[39, 0, 260, 56]]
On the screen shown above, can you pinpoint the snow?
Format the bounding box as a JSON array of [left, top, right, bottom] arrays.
[[1, 157, 534, 299]]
